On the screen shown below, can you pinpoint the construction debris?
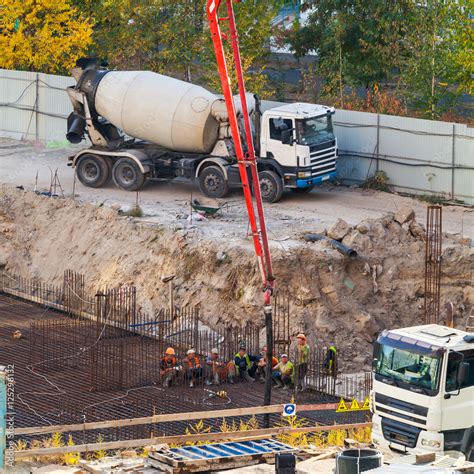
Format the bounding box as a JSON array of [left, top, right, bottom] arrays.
[[78, 457, 146, 473], [394, 206, 415, 225], [31, 466, 82, 474], [327, 218, 352, 241], [369, 451, 474, 473]]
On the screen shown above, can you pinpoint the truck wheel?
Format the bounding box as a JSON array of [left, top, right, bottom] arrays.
[[76, 154, 110, 188], [259, 170, 283, 203], [199, 165, 229, 199], [112, 158, 146, 191], [291, 185, 314, 194]]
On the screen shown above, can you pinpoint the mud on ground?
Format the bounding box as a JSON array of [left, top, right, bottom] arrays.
[[0, 185, 472, 371]]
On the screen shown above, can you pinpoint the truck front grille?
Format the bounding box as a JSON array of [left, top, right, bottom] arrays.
[[309, 146, 337, 178], [381, 418, 421, 449], [376, 406, 427, 425], [375, 393, 428, 417]]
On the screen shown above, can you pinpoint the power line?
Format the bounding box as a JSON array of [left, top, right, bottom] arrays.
[[334, 121, 474, 140], [338, 152, 474, 171]]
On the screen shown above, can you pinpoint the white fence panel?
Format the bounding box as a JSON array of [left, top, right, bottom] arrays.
[[333, 110, 473, 205], [334, 109, 378, 185], [452, 123, 474, 204], [378, 115, 453, 198], [0, 69, 74, 144]]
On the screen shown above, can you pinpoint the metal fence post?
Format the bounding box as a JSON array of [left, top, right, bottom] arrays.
[[451, 124, 456, 200], [35, 73, 40, 143], [0, 366, 6, 469], [375, 114, 380, 173]]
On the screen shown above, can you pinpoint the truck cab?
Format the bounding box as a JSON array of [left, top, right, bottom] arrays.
[[371, 324, 474, 460], [259, 103, 337, 192]]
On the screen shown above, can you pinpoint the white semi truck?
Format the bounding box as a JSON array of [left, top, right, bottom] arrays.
[[371, 324, 474, 460], [65, 60, 337, 203]]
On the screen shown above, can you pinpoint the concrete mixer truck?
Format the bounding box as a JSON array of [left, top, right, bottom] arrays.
[[66, 60, 337, 203]]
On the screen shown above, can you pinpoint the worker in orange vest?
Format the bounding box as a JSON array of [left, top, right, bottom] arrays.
[[182, 348, 202, 388], [256, 345, 279, 382], [160, 347, 181, 387], [205, 348, 236, 385]]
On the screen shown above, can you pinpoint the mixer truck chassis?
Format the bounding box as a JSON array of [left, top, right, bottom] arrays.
[[69, 145, 287, 203]]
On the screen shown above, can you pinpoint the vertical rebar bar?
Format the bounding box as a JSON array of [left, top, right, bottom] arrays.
[[424, 206, 442, 324]]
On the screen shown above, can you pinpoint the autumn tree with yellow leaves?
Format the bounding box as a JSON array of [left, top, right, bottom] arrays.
[[0, 0, 93, 73]]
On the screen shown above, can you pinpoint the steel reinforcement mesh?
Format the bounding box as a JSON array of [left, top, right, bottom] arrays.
[[0, 294, 369, 446]]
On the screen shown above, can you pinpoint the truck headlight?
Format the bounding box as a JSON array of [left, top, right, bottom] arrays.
[[297, 171, 311, 178], [421, 439, 441, 448]]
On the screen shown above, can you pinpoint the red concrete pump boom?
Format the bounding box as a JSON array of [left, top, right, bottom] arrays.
[[207, 0, 274, 306]]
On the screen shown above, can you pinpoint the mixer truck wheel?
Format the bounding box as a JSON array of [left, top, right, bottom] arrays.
[[112, 158, 146, 191], [76, 154, 110, 188], [259, 170, 283, 203], [198, 166, 229, 199]]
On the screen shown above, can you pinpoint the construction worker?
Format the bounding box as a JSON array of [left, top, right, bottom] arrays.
[[272, 354, 295, 389], [234, 345, 259, 382], [182, 348, 202, 388], [205, 348, 234, 385], [323, 345, 338, 376], [160, 347, 181, 387], [295, 333, 310, 391], [256, 346, 279, 382]]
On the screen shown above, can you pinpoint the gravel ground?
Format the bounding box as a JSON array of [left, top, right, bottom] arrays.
[[1, 138, 472, 245]]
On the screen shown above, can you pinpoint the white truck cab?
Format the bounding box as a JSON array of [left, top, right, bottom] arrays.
[[259, 103, 337, 191], [371, 324, 474, 460]]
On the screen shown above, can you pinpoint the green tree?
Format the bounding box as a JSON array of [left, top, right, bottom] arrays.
[[89, 0, 163, 71], [87, 1, 209, 79], [290, 1, 411, 94], [79, 0, 281, 97], [202, 0, 283, 97], [0, 0, 93, 73], [400, 0, 473, 118], [156, 0, 206, 82]]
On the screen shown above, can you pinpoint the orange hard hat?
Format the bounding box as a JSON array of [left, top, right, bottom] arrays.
[[165, 347, 175, 355], [296, 333, 306, 340]]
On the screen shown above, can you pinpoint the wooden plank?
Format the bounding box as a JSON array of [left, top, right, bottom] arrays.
[[15, 405, 281, 436], [16, 402, 338, 436], [15, 422, 371, 459]]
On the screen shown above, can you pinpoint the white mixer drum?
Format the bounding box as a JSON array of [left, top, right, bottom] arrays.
[[94, 71, 220, 153]]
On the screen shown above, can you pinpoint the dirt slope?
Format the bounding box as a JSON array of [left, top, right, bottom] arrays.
[[0, 186, 472, 371]]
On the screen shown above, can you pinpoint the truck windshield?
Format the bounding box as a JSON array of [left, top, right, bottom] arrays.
[[296, 115, 334, 146], [374, 342, 441, 394]]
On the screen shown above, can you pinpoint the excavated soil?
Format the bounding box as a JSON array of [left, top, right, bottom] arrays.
[[0, 186, 472, 371]]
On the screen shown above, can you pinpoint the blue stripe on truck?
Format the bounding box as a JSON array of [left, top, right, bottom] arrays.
[[296, 171, 337, 188]]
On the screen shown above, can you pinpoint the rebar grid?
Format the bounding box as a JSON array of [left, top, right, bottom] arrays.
[[0, 273, 372, 446]]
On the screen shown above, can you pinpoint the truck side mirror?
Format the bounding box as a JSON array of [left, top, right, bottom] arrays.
[[457, 361, 469, 385], [372, 358, 378, 370], [281, 129, 293, 145]]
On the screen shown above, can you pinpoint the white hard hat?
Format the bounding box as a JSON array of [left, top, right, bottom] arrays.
[[211, 348, 219, 354], [187, 349, 196, 355]]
